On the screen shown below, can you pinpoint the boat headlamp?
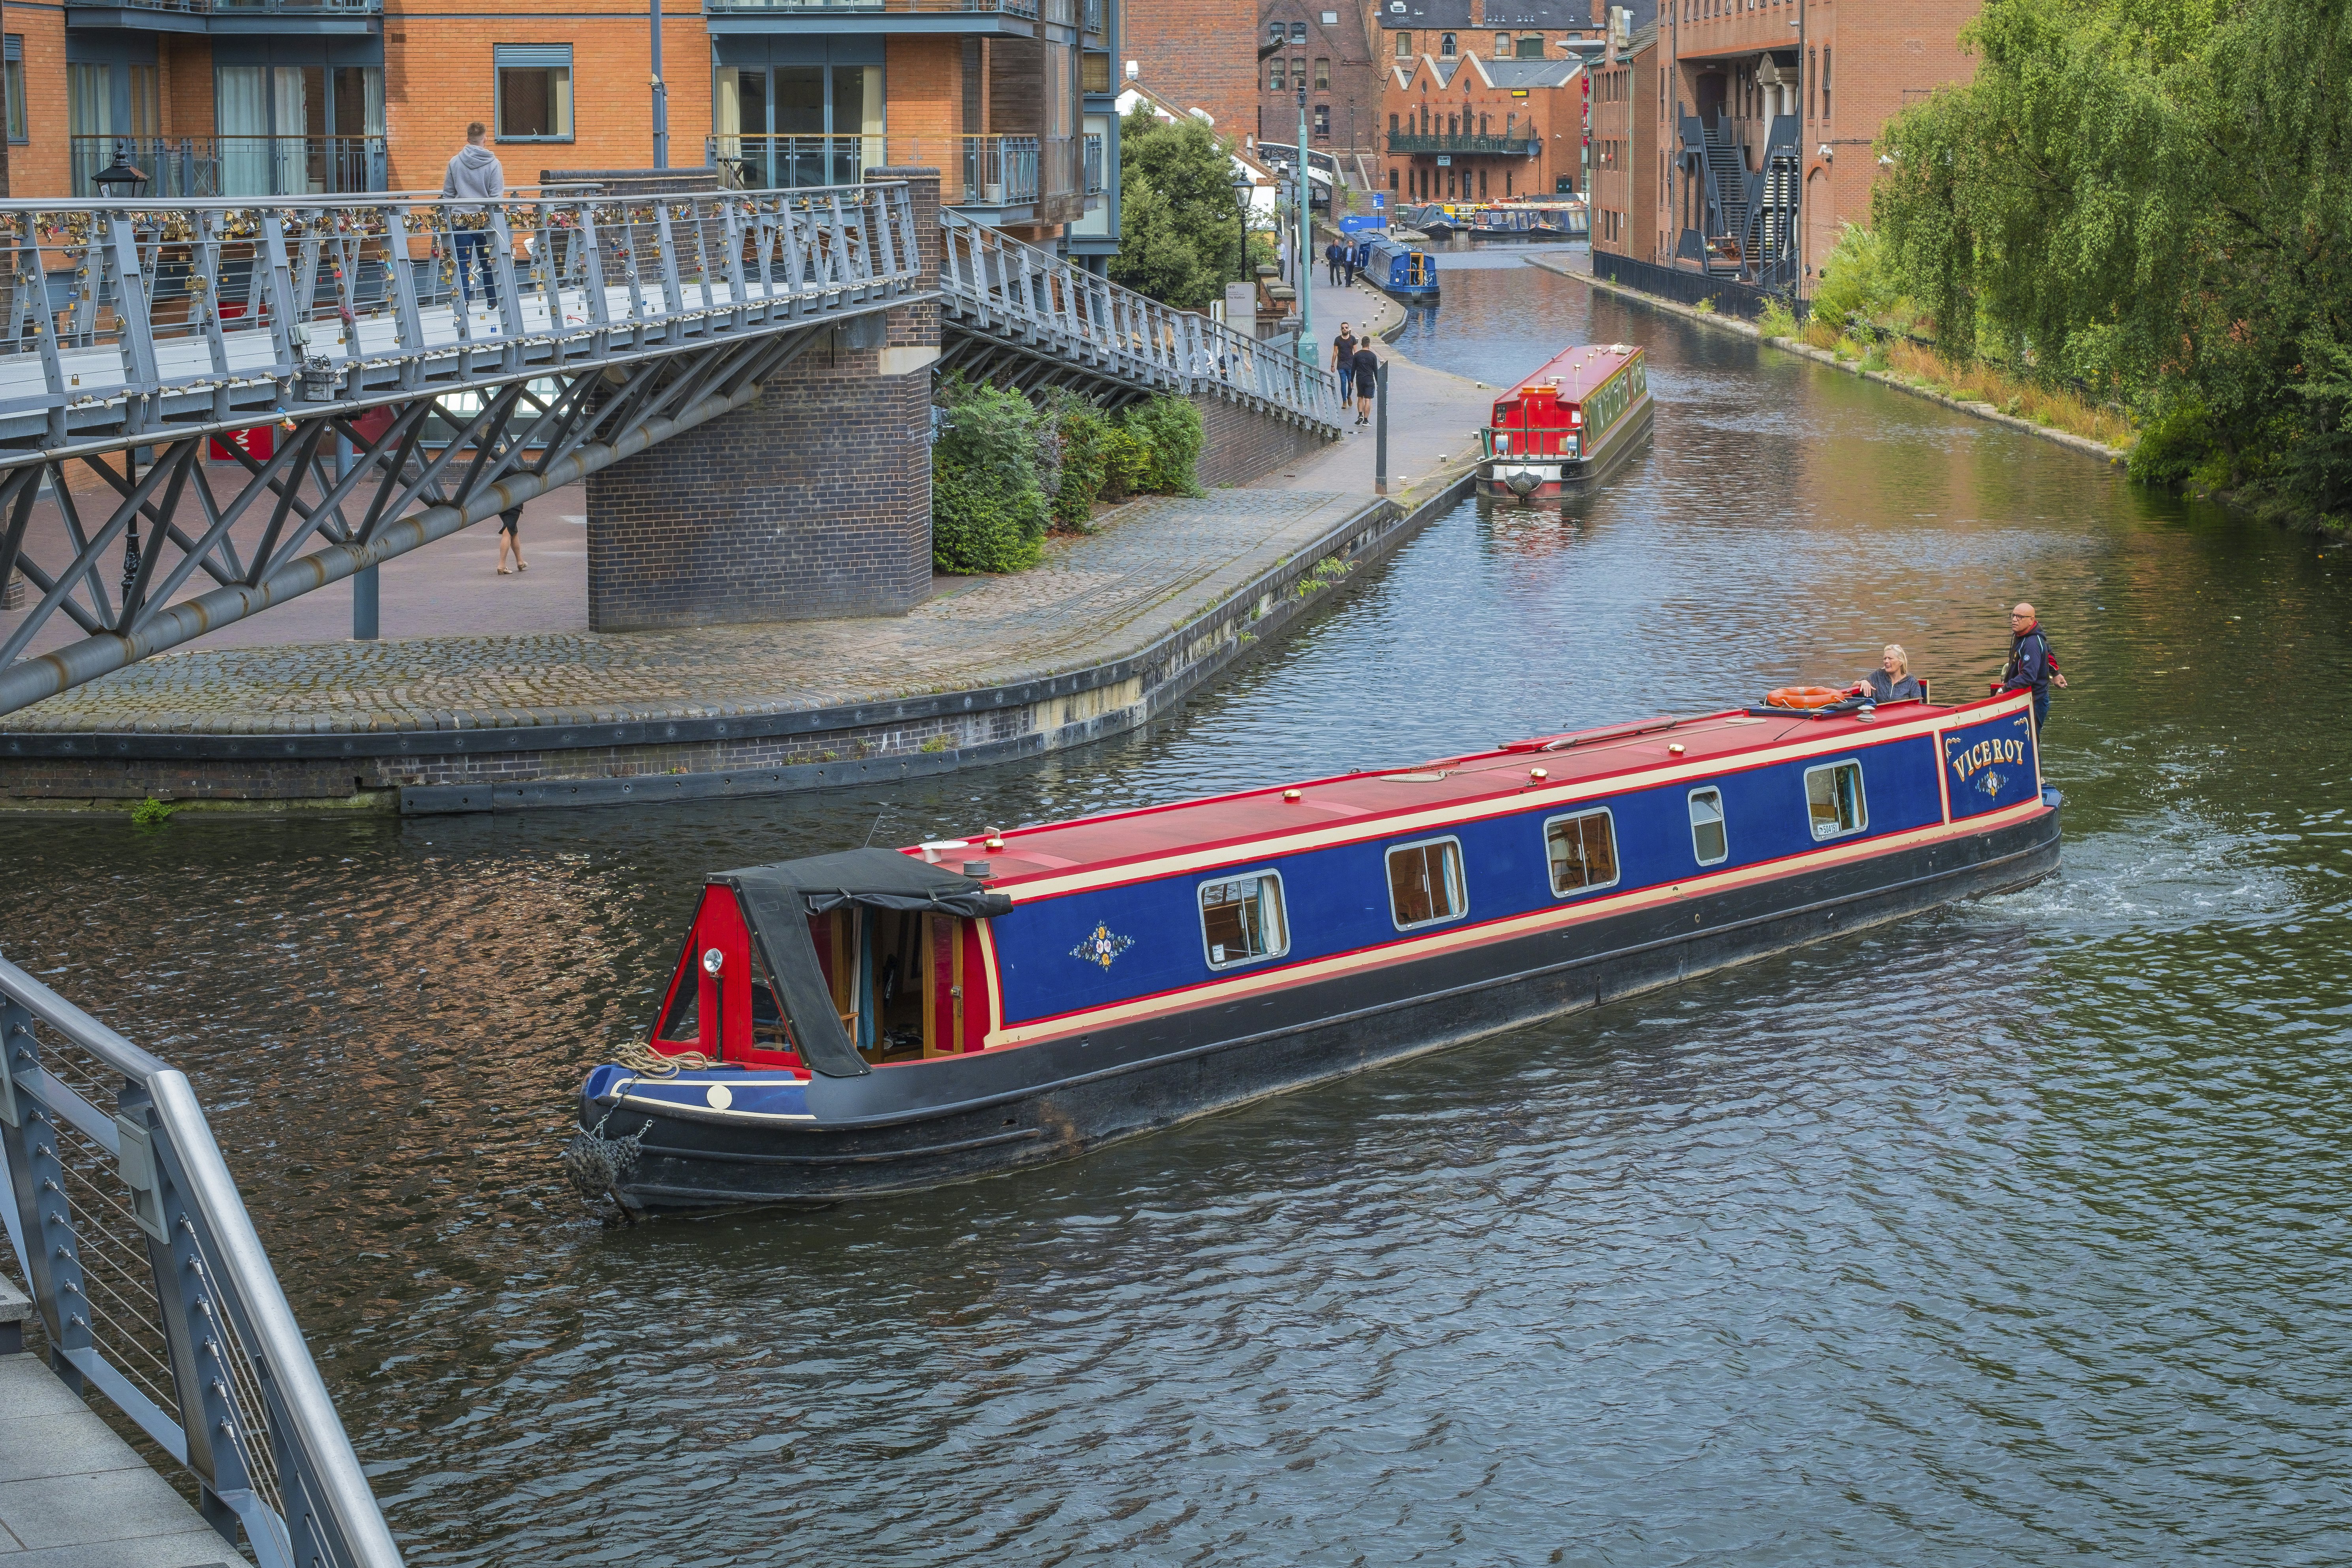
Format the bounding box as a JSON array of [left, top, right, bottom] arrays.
[[701, 947, 725, 977]]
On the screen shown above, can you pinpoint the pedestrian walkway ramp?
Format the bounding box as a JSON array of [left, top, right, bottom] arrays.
[[0, 954, 404, 1568]]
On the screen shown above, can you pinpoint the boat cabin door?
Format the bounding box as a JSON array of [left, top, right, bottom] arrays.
[[814, 908, 980, 1063]]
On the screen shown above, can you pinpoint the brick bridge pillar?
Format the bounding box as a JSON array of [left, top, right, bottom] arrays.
[[584, 169, 943, 631]]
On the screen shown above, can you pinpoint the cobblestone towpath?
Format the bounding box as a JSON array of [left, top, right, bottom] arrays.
[[6, 489, 1375, 736]]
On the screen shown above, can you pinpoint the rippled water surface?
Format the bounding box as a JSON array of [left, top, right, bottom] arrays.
[[4, 259, 2349, 1566]]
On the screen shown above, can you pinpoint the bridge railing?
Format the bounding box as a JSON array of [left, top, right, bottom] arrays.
[[937, 211, 1341, 428], [0, 181, 924, 462], [0, 952, 405, 1568]]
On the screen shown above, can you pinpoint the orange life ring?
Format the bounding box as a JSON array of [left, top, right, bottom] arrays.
[[1764, 686, 1850, 710]]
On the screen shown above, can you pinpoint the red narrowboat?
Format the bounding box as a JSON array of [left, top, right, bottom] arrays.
[[1477, 342, 1654, 499], [566, 685, 2060, 1215]]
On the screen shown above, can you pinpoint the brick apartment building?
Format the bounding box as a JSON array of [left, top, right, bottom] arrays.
[[1125, 0, 1258, 141], [1374, 0, 1603, 202], [1254, 0, 1381, 177], [1590, 0, 1979, 295], [0, 0, 1124, 268]]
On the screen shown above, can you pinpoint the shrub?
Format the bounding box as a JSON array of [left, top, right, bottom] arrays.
[[130, 796, 174, 828], [932, 376, 1049, 573], [1037, 389, 1112, 531], [2128, 397, 2222, 489], [1120, 396, 1204, 496], [1098, 427, 1154, 501], [1757, 299, 1800, 340]]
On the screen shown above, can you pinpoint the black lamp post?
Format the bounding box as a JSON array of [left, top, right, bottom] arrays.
[[1230, 169, 1253, 290], [92, 151, 148, 201]]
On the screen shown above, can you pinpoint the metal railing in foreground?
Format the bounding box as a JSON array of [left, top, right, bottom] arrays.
[[937, 211, 1343, 430], [0, 952, 404, 1568]]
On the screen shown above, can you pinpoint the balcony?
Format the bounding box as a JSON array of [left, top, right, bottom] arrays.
[[1387, 133, 1540, 156], [701, 0, 1063, 38], [706, 133, 1090, 216], [71, 134, 388, 197], [1082, 0, 1103, 36], [62, 0, 381, 32]]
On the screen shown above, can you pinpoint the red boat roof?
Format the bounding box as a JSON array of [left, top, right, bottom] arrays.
[[1505, 342, 1640, 404], [911, 697, 1986, 894]]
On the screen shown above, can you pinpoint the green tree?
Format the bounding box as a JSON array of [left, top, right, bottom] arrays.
[[932, 377, 1049, 573], [1111, 108, 1258, 309], [1872, 0, 2352, 516]]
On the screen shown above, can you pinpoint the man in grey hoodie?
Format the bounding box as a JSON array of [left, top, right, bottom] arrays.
[[441, 122, 504, 308]]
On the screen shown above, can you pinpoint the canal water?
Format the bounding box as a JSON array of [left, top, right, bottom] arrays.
[[5, 258, 2348, 1566]]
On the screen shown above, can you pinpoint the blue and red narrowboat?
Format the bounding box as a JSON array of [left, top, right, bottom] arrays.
[[568, 688, 2059, 1213], [1478, 342, 1654, 499]]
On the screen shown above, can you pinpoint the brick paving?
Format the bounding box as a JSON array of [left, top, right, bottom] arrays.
[[5, 488, 1372, 735]]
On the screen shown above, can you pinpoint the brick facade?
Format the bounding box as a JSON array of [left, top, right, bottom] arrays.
[[1193, 395, 1332, 488], [1589, 23, 1657, 259], [1122, 0, 1259, 143], [1256, 0, 1383, 168], [1655, 0, 1981, 287]]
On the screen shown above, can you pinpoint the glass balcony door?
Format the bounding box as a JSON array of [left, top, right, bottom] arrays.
[[217, 62, 385, 196], [714, 62, 881, 190]]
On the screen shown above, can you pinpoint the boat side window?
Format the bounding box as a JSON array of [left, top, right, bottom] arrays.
[[1387, 836, 1467, 928], [1200, 871, 1290, 969], [1545, 808, 1619, 896], [1688, 787, 1728, 866], [1805, 761, 1868, 839], [654, 939, 700, 1044]]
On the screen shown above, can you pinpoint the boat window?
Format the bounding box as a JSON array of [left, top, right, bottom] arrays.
[[1388, 837, 1467, 928], [654, 940, 700, 1044], [1689, 787, 1728, 866], [1805, 761, 1868, 839], [1200, 871, 1290, 968], [1545, 808, 1619, 896]]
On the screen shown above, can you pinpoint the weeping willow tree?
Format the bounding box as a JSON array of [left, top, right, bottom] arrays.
[[1873, 0, 2352, 518]]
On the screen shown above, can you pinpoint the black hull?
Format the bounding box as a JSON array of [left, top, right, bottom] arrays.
[[586, 805, 2061, 1212]]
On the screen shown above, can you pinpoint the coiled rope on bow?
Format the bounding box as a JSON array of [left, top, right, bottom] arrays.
[[612, 1040, 715, 1078]]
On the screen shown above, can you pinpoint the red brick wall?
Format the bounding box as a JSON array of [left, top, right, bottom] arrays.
[[1125, 0, 1259, 143], [10, 11, 69, 199], [1193, 393, 1331, 487], [1384, 53, 1583, 203], [1256, 0, 1383, 164], [1590, 36, 1656, 260]]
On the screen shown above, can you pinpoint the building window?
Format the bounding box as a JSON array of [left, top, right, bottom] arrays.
[[1389, 168, 1398, 189], [1805, 761, 1868, 839], [1313, 103, 1330, 136], [1321, 9, 1338, 21], [1396, 31, 1412, 57], [1200, 872, 1289, 969], [1388, 837, 1466, 929], [4, 36, 23, 144], [1269, 57, 1286, 90], [1689, 787, 1728, 866], [1290, 21, 1307, 42], [1516, 34, 1545, 57], [495, 45, 574, 142], [1314, 57, 1330, 90], [1546, 809, 1620, 896], [1439, 32, 1457, 58], [1495, 32, 1510, 54], [1388, 112, 1398, 134], [1269, 20, 1286, 41], [1822, 48, 1832, 121]]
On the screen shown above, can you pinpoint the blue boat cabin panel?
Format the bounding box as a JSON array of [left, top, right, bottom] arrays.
[[994, 732, 1957, 1027], [1942, 709, 2040, 820]]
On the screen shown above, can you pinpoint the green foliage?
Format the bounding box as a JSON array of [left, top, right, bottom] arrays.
[[1871, 0, 2352, 516], [1757, 299, 1800, 340], [130, 797, 174, 828], [1120, 396, 1205, 496], [932, 376, 1047, 573], [1098, 427, 1153, 501], [1809, 223, 1917, 341], [1040, 391, 1111, 531], [1110, 109, 1255, 309]]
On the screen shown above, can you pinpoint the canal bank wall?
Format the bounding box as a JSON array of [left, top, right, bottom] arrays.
[[0, 477, 1475, 817], [1523, 255, 2133, 467]]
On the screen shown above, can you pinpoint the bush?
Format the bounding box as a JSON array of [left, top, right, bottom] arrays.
[[932, 376, 1049, 573], [1048, 400, 1111, 530], [2128, 396, 2223, 489], [1120, 396, 1204, 496], [1099, 427, 1154, 501], [1757, 299, 1800, 340]]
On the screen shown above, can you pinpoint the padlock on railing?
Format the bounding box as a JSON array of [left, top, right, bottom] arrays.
[[299, 353, 338, 402]]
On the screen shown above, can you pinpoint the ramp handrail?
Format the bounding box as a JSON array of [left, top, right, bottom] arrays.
[[0, 952, 404, 1568], [937, 210, 1342, 430], [0, 181, 923, 464]]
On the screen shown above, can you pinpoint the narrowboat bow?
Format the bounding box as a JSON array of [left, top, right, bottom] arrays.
[[569, 691, 2059, 1213], [1479, 342, 1654, 498]]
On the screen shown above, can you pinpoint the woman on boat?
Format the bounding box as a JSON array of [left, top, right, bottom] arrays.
[[1845, 644, 1922, 706]]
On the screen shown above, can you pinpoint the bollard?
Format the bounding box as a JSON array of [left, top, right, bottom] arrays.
[[1375, 361, 1389, 495]]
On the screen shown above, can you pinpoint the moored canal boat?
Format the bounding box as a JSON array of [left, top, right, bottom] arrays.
[[1362, 235, 1441, 301], [568, 690, 2061, 1214], [1478, 342, 1654, 498]]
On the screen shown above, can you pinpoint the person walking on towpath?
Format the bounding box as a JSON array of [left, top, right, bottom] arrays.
[[442, 122, 505, 310], [1350, 340, 1380, 426], [1345, 242, 1362, 287], [495, 505, 528, 575], [1325, 241, 1344, 287], [1333, 323, 1358, 404], [1999, 602, 2067, 732]]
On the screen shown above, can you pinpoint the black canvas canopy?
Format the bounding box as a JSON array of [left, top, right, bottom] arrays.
[[715, 850, 1011, 1079]]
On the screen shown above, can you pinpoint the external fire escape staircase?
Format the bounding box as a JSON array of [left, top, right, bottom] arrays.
[[1677, 113, 1802, 290]]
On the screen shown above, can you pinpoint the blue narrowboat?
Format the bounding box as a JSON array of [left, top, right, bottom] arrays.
[[567, 688, 2061, 1213], [1362, 235, 1440, 301]]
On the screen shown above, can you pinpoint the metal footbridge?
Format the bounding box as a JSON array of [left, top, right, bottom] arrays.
[[0, 182, 1340, 718]]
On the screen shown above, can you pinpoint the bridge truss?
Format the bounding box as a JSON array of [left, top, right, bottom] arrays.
[[0, 183, 922, 717]]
